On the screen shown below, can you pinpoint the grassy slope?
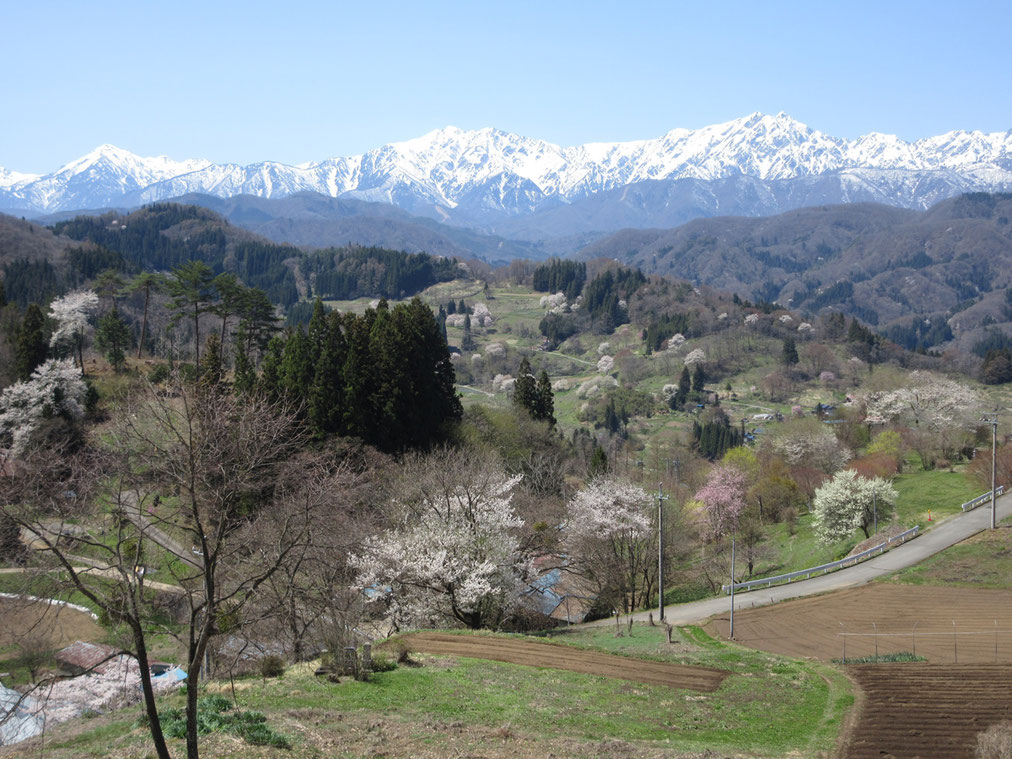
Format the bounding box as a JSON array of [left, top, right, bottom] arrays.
[[886, 518, 1012, 588], [11, 625, 852, 759]]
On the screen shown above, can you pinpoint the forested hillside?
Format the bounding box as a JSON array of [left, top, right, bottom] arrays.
[[577, 193, 1012, 352]]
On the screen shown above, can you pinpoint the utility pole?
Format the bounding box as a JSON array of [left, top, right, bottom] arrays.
[[981, 412, 999, 530], [729, 536, 736, 640], [873, 489, 877, 535], [657, 483, 669, 622]]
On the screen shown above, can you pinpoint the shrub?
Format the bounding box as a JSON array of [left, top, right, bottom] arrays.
[[370, 653, 397, 673], [258, 654, 285, 679], [148, 363, 170, 383]]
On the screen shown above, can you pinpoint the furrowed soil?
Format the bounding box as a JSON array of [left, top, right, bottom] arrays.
[[844, 664, 1012, 759], [704, 584, 1012, 663], [401, 632, 729, 692]]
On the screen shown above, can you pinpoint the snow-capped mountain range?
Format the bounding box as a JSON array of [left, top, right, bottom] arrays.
[[3, 113, 1012, 234]]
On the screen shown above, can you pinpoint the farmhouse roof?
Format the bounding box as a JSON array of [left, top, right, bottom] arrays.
[[55, 641, 120, 674]]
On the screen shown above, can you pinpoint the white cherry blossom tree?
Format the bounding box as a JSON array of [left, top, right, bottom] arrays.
[[864, 371, 980, 468], [0, 358, 87, 455], [813, 469, 898, 543], [352, 454, 529, 629], [49, 290, 99, 371], [564, 476, 654, 612]]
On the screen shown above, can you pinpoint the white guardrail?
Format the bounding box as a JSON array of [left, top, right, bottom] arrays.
[[721, 525, 920, 594], [961, 485, 1004, 512]]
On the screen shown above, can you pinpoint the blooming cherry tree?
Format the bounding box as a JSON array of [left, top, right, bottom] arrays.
[[0, 359, 88, 455], [813, 469, 898, 543], [597, 355, 615, 374], [694, 464, 747, 542], [49, 290, 99, 371], [683, 348, 706, 366], [352, 468, 529, 629], [864, 371, 981, 468], [565, 476, 654, 611]]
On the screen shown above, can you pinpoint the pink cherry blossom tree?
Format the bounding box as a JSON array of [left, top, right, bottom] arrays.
[[694, 464, 747, 542]]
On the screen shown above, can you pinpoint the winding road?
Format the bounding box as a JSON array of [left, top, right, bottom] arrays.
[[592, 491, 1012, 628]]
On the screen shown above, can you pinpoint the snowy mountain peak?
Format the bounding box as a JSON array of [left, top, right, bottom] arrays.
[[3, 114, 1012, 217]]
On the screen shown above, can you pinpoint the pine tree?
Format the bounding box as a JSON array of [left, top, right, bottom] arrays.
[[589, 443, 608, 476], [15, 303, 48, 381], [124, 272, 164, 359], [166, 261, 217, 365], [0, 279, 6, 308], [93, 269, 126, 311], [213, 272, 247, 349], [94, 305, 131, 371]]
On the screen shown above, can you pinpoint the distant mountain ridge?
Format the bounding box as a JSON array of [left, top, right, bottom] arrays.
[[3, 113, 1012, 241], [577, 192, 1012, 351]]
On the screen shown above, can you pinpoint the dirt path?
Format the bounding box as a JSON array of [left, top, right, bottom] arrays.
[[399, 632, 728, 693], [844, 664, 1012, 759]]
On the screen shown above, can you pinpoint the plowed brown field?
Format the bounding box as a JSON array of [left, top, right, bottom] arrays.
[[0, 597, 101, 649], [844, 664, 1012, 759], [401, 632, 728, 692], [704, 584, 1012, 663]]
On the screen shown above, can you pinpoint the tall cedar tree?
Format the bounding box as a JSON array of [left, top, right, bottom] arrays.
[[15, 303, 48, 381], [461, 313, 476, 351], [691, 363, 705, 392], [95, 305, 132, 371], [513, 357, 538, 417], [260, 297, 459, 451], [534, 369, 556, 425], [782, 337, 799, 366]]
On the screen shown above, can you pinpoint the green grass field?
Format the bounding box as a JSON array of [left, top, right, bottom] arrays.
[[17, 625, 852, 759]]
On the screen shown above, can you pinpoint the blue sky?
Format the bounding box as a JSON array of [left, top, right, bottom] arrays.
[[3, 0, 1011, 173]]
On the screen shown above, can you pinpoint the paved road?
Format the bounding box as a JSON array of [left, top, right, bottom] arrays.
[[120, 490, 201, 570], [591, 492, 1012, 628]]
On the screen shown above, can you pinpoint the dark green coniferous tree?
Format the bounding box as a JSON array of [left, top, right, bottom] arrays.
[[15, 304, 48, 380]]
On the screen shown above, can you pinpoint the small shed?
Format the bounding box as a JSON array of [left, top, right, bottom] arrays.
[[55, 642, 120, 675]]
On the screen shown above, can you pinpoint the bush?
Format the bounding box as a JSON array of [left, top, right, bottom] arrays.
[[258, 654, 285, 679], [148, 363, 170, 383], [370, 653, 397, 672], [153, 694, 290, 749]]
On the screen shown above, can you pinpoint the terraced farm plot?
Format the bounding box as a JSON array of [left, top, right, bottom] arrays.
[[845, 664, 1012, 759], [704, 584, 1012, 663], [401, 632, 728, 692], [0, 597, 101, 649]]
